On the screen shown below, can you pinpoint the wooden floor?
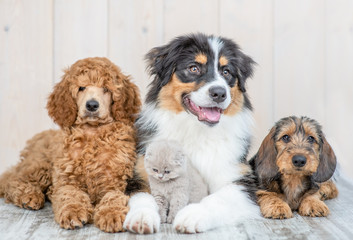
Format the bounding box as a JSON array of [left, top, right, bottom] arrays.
[[1, 176, 353, 240]]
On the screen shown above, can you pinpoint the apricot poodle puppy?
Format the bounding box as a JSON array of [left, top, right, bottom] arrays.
[[0, 57, 141, 232]]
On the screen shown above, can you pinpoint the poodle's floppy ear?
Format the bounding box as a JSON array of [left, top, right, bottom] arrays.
[[253, 127, 279, 185], [47, 72, 77, 128], [111, 72, 141, 123], [312, 136, 337, 183]]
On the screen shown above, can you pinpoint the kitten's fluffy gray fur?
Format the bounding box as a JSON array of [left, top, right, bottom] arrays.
[[145, 140, 208, 223]]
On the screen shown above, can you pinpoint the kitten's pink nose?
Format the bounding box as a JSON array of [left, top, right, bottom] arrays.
[[158, 174, 163, 179]]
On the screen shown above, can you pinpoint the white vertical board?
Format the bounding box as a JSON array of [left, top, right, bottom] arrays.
[[0, 0, 53, 173], [220, 0, 274, 155], [163, 0, 219, 41], [326, 0, 353, 177], [274, 0, 326, 123], [54, 0, 108, 83], [108, 0, 164, 100]]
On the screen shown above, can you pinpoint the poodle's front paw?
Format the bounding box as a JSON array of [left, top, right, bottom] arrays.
[[123, 207, 160, 234], [57, 204, 91, 230], [94, 206, 128, 233], [298, 198, 329, 217], [173, 204, 211, 234], [18, 192, 45, 210]]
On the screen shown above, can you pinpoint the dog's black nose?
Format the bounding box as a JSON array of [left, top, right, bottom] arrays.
[[86, 100, 99, 112], [209, 86, 227, 103], [292, 155, 307, 167]]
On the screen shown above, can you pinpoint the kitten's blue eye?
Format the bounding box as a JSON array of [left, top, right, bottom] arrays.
[[153, 168, 158, 173], [165, 170, 170, 174]]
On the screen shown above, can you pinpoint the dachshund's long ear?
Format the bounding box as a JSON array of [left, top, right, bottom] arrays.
[[253, 127, 279, 185], [111, 72, 141, 123], [47, 71, 77, 128], [312, 136, 337, 183]]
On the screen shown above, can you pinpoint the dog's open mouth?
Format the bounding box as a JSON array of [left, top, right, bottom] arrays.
[[183, 96, 223, 124]]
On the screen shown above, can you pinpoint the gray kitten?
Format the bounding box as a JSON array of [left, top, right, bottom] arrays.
[[145, 140, 208, 223]]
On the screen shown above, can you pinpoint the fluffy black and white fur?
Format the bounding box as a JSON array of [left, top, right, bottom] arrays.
[[123, 33, 260, 234]]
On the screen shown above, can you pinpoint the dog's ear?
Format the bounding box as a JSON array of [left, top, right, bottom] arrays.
[[111, 71, 141, 123], [47, 71, 77, 128], [312, 136, 337, 183], [145, 44, 176, 86], [253, 127, 279, 185], [145, 39, 182, 103], [235, 51, 255, 93]]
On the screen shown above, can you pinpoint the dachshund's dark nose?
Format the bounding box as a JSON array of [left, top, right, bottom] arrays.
[[292, 155, 307, 167], [209, 86, 227, 103], [86, 100, 99, 112]]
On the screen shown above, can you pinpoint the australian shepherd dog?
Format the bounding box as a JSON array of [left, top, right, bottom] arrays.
[[123, 33, 260, 234]]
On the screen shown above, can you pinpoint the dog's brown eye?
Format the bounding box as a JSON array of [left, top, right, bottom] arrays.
[[189, 65, 200, 74], [281, 135, 291, 143], [78, 86, 86, 92], [307, 136, 316, 143], [222, 69, 230, 76], [103, 87, 108, 93]]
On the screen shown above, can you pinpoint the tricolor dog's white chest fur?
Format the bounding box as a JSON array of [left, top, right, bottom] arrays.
[[139, 103, 253, 193]]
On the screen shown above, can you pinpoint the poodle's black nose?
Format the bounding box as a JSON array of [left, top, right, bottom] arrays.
[[209, 86, 227, 103], [86, 100, 99, 112], [292, 155, 307, 168]]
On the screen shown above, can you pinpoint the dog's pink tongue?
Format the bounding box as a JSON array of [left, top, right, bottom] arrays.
[[189, 101, 221, 122], [199, 107, 221, 122]]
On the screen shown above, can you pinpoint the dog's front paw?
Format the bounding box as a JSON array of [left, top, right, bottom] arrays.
[[298, 198, 329, 217], [94, 206, 128, 233], [57, 204, 92, 229], [261, 201, 293, 219], [173, 204, 211, 234], [123, 207, 160, 234], [18, 192, 45, 210]]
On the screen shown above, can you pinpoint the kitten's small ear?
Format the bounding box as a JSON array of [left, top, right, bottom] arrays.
[[144, 152, 152, 162], [174, 151, 186, 166]]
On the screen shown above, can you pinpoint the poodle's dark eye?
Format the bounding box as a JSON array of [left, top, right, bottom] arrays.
[[103, 87, 109, 93], [152, 168, 158, 173], [307, 136, 316, 144], [78, 86, 86, 92], [165, 170, 170, 174], [188, 65, 200, 74], [281, 135, 291, 143]]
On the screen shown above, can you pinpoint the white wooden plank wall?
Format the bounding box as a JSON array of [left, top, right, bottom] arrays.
[[1, 0, 352, 178]]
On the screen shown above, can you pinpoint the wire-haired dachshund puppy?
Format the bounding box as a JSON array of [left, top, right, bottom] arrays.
[[250, 116, 338, 219]]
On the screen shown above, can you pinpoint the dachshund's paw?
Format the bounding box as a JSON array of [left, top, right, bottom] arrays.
[[57, 204, 91, 229], [173, 204, 211, 234], [261, 201, 293, 219], [19, 192, 45, 210], [299, 198, 329, 217], [123, 207, 160, 234], [94, 206, 128, 233]]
